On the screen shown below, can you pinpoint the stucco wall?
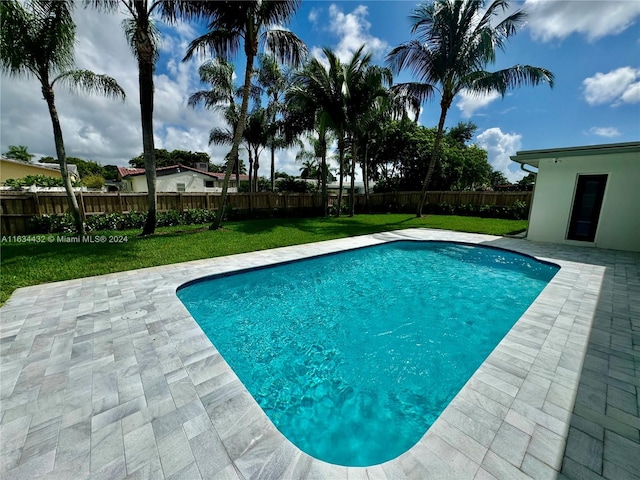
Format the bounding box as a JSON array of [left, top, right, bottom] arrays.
[[527, 151, 639, 252], [1, 160, 63, 183], [125, 172, 237, 193]]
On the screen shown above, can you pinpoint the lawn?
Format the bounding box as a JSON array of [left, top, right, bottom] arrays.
[[0, 214, 527, 305]]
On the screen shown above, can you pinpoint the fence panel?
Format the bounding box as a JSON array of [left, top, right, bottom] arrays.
[[0, 190, 531, 235]]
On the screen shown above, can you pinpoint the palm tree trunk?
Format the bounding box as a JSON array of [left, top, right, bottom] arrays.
[[349, 139, 357, 217], [319, 130, 328, 217], [248, 152, 254, 193], [253, 153, 259, 192], [336, 135, 345, 217], [416, 100, 449, 217], [42, 83, 84, 235], [211, 51, 255, 230], [363, 141, 371, 213], [136, 12, 157, 236], [270, 145, 275, 192]]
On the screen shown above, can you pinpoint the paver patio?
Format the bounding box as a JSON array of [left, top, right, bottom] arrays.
[[1, 228, 638, 479]]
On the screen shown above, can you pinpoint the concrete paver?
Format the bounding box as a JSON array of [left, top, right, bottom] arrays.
[[1, 229, 638, 479]]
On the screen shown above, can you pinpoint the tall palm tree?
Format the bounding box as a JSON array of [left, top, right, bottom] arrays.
[[257, 53, 293, 191], [188, 59, 257, 189], [387, 0, 554, 217], [86, 0, 199, 235], [343, 52, 393, 216], [243, 107, 270, 193], [1, 0, 125, 235], [183, 1, 307, 230], [287, 48, 350, 215], [283, 92, 332, 215]]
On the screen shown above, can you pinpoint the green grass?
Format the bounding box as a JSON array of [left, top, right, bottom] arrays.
[[1, 214, 526, 305]]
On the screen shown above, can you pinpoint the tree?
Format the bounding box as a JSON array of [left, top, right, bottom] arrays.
[[343, 53, 393, 215], [1, 0, 125, 234], [243, 107, 270, 193], [41, 155, 109, 178], [4, 145, 34, 162], [387, 0, 553, 216], [287, 48, 351, 216], [184, 0, 307, 230], [86, 0, 200, 235], [128, 149, 212, 169], [369, 119, 492, 192], [188, 58, 258, 188], [285, 76, 334, 216], [488, 170, 509, 189], [257, 53, 293, 191]]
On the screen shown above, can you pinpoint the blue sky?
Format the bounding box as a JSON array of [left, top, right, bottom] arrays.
[[1, 1, 639, 182]]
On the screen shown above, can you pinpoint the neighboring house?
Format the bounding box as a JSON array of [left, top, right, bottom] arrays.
[[117, 164, 249, 193], [0, 157, 79, 183], [510, 141, 639, 252]]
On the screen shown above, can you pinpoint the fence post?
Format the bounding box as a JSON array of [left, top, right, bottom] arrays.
[[32, 191, 41, 216]]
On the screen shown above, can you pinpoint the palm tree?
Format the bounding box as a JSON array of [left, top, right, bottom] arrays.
[[387, 0, 554, 217], [188, 58, 254, 189], [243, 107, 270, 193], [343, 52, 393, 216], [1, 0, 125, 235], [288, 48, 351, 215], [3, 145, 35, 163], [85, 0, 199, 235], [183, 1, 307, 230], [257, 53, 293, 191]]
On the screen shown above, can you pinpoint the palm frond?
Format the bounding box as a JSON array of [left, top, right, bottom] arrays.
[[259, 0, 303, 26], [209, 127, 234, 146], [391, 82, 435, 109], [467, 65, 554, 96], [122, 15, 160, 63], [263, 29, 307, 68], [52, 69, 126, 100], [1, 0, 77, 78], [386, 40, 438, 84], [183, 29, 240, 62]]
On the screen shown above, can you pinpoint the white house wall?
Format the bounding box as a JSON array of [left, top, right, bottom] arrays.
[[126, 172, 237, 193], [527, 152, 639, 252]]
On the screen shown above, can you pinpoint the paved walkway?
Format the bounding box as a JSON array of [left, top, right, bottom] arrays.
[[1, 229, 638, 479]]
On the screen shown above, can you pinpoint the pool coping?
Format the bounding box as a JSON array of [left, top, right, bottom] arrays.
[[1, 228, 638, 479]]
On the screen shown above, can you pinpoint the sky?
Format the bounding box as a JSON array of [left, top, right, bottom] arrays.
[[1, 0, 639, 183]]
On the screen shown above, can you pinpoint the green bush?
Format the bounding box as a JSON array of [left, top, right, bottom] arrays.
[[82, 174, 105, 189], [27, 209, 217, 234], [27, 214, 76, 233], [4, 175, 80, 189], [157, 210, 182, 227]]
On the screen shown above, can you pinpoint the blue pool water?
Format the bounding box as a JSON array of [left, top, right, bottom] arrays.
[[177, 241, 558, 466]]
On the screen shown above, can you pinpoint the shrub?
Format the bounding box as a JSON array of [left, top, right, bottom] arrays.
[[82, 174, 105, 189], [27, 209, 216, 234], [5, 175, 68, 189], [27, 213, 75, 233]]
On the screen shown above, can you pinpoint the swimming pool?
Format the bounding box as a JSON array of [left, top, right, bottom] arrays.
[[177, 241, 558, 466]]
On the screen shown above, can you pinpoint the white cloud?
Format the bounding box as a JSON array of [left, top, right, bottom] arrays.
[[313, 4, 390, 62], [456, 90, 501, 117], [476, 127, 525, 183], [588, 127, 621, 138], [0, 6, 235, 169], [582, 67, 640, 106], [308, 8, 319, 24], [524, 0, 640, 42]]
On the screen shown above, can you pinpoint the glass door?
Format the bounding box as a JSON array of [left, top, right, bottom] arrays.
[[567, 174, 607, 242]]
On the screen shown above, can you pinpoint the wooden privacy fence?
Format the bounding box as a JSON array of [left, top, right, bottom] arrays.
[[355, 191, 532, 209], [0, 190, 531, 235]]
